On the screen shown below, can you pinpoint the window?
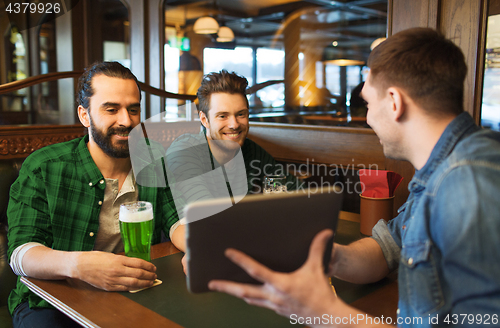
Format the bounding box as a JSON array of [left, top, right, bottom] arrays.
[[482, 11, 500, 131], [256, 48, 285, 108], [164, 44, 181, 120], [100, 0, 130, 68], [0, 25, 28, 124], [163, 0, 387, 126], [203, 47, 254, 85]]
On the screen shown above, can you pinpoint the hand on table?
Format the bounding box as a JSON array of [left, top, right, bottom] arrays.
[[71, 251, 157, 291], [208, 229, 340, 319]]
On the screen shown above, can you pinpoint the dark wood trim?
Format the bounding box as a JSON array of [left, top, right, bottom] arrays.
[[0, 71, 82, 94], [0, 124, 86, 159], [139, 84, 197, 101], [387, 0, 393, 36], [427, 0, 440, 29], [0, 71, 197, 101]]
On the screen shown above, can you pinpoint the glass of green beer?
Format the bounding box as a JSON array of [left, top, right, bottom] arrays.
[[119, 201, 154, 261]]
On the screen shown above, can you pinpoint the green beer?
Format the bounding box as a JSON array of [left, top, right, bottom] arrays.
[[119, 201, 154, 261]]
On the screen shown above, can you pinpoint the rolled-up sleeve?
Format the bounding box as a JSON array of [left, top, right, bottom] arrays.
[[371, 200, 408, 272], [372, 219, 401, 272], [7, 163, 53, 262]]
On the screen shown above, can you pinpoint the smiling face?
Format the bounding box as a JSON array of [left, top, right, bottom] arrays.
[[79, 74, 141, 158], [200, 92, 249, 149]]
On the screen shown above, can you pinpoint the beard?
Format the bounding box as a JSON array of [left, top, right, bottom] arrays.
[[89, 114, 131, 158]]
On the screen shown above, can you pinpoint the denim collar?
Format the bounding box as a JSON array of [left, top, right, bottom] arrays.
[[409, 112, 479, 192]]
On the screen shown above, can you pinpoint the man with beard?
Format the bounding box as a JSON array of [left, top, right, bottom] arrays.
[[6, 62, 183, 328], [165, 70, 299, 243]]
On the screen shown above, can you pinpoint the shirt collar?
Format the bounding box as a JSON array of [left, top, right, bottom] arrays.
[[77, 135, 106, 190], [117, 169, 136, 197], [409, 112, 479, 192]]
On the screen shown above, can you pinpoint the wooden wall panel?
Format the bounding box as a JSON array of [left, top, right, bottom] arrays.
[[248, 123, 385, 168], [391, 0, 439, 33], [0, 125, 86, 160], [439, 0, 487, 118]]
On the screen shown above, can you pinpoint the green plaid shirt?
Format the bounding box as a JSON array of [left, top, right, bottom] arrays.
[[7, 135, 179, 315]]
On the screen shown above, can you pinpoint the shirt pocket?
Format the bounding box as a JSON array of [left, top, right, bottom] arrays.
[[401, 242, 444, 315]]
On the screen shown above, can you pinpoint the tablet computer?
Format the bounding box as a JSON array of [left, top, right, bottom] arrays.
[[185, 187, 342, 293]]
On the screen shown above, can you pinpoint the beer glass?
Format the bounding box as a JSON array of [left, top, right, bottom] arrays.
[[263, 175, 287, 194], [119, 201, 154, 261]]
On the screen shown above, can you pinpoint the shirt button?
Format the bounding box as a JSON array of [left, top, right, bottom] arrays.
[[397, 308, 400, 315], [402, 225, 406, 230], [100, 180, 104, 184], [89, 182, 93, 186], [98, 201, 102, 205], [408, 258, 414, 265], [89, 232, 94, 237]]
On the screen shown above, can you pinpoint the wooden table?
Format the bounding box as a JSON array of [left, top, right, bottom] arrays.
[[21, 212, 398, 328]]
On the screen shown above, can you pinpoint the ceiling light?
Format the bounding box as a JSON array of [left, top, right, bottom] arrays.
[[324, 59, 365, 66], [217, 26, 234, 42], [193, 17, 219, 34], [370, 37, 386, 51], [322, 47, 365, 66]]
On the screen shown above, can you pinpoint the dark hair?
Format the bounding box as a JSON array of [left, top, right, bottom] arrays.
[[77, 61, 141, 110], [197, 70, 249, 118], [367, 28, 467, 116]]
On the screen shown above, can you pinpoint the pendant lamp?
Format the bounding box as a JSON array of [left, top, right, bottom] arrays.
[[217, 26, 234, 42], [193, 16, 219, 34]]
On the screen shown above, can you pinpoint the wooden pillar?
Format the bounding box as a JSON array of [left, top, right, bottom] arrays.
[[439, 0, 487, 120], [283, 13, 301, 110], [302, 45, 323, 107], [180, 31, 207, 96], [71, 0, 86, 71]]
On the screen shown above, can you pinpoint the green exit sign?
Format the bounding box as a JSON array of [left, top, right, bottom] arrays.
[[168, 37, 190, 51]]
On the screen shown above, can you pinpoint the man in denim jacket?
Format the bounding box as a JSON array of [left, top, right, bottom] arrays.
[[209, 28, 500, 327]]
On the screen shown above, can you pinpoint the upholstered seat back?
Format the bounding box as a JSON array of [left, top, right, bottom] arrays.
[[0, 161, 22, 308]]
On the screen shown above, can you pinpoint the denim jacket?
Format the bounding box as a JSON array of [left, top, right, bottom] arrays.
[[372, 112, 500, 327]]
